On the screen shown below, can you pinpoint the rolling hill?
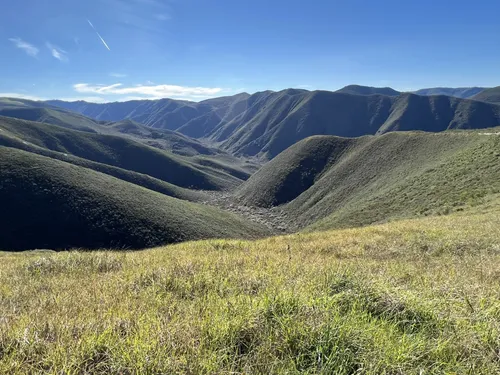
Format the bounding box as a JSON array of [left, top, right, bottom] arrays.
[[46, 90, 500, 160], [0, 147, 269, 251], [471, 86, 500, 104], [237, 129, 500, 230], [0, 116, 243, 191], [0, 98, 102, 132]]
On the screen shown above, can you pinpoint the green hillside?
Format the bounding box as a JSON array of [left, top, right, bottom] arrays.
[[1, 210, 499, 373], [0, 98, 102, 133], [0, 128, 201, 202], [238, 129, 500, 230], [45, 90, 500, 160], [471, 86, 500, 104], [0, 147, 269, 251], [105, 119, 221, 156], [0, 116, 242, 190]]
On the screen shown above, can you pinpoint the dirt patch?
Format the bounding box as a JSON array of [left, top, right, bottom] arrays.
[[199, 191, 296, 234]]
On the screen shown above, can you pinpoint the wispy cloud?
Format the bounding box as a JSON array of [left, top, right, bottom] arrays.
[[106, 0, 172, 34], [56, 96, 108, 103], [0, 92, 45, 101], [110, 72, 128, 78], [73, 83, 225, 100], [154, 13, 171, 21], [46, 43, 68, 62], [87, 19, 111, 51], [9, 38, 39, 57]]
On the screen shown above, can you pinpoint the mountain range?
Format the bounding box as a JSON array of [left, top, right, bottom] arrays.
[[1, 84, 499, 250], [45, 86, 500, 159]]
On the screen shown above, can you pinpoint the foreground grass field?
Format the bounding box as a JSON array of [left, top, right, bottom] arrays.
[[1, 209, 500, 374]]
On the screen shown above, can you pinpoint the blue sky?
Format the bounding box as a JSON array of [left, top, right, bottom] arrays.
[[1, 0, 500, 102]]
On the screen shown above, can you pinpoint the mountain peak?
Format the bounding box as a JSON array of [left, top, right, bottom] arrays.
[[335, 85, 400, 96]]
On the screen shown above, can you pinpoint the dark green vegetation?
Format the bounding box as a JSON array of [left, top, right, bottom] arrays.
[[414, 87, 486, 98], [237, 130, 500, 230], [0, 147, 269, 251], [0, 116, 244, 190], [47, 89, 500, 159], [0, 114, 266, 251], [471, 86, 500, 104], [1, 89, 500, 250]]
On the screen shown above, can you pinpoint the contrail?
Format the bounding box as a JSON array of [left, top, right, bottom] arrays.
[[87, 19, 111, 51]]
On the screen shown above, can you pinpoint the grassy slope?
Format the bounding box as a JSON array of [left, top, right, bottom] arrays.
[[0, 102, 259, 181], [238, 130, 500, 230], [0, 116, 242, 190], [0, 130, 201, 201], [471, 86, 500, 104], [105, 119, 221, 156], [0, 210, 499, 373], [0, 147, 269, 251], [0, 105, 101, 133]]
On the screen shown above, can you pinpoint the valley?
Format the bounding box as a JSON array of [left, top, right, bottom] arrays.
[[1, 85, 499, 374], [1, 85, 500, 251]]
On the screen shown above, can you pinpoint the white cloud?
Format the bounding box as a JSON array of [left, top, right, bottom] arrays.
[[110, 73, 128, 78], [73, 83, 225, 100], [9, 38, 39, 57], [46, 43, 68, 62]]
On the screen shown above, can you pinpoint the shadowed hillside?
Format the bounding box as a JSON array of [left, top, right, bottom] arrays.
[[45, 89, 500, 159], [414, 87, 485, 98], [0, 147, 269, 251], [238, 129, 500, 230], [0, 98, 102, 132], [471, 86, 500, 104], [0, 116, 243, 190]]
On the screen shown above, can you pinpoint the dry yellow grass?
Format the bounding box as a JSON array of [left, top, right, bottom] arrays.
[[1, 210, 500, 374]]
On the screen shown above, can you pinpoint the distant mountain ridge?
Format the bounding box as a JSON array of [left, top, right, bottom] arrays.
[[45, 88, 500, 159], [414, 87, 486, 99], [471, 86, 500, 104], [335, 85, 400, 96]]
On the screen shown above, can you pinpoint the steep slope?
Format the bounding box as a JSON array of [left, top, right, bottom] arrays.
[[45, 89, 500, 160], [0, 148, 269, 251], [471, 86, 500, 104], [0, 116, 242, 190], [336, 85, 400, 96], [414, 87, 485, 99], [377, 93, 500, 133], [238, 129, 500, 230], [215, 91, 500, 159]]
